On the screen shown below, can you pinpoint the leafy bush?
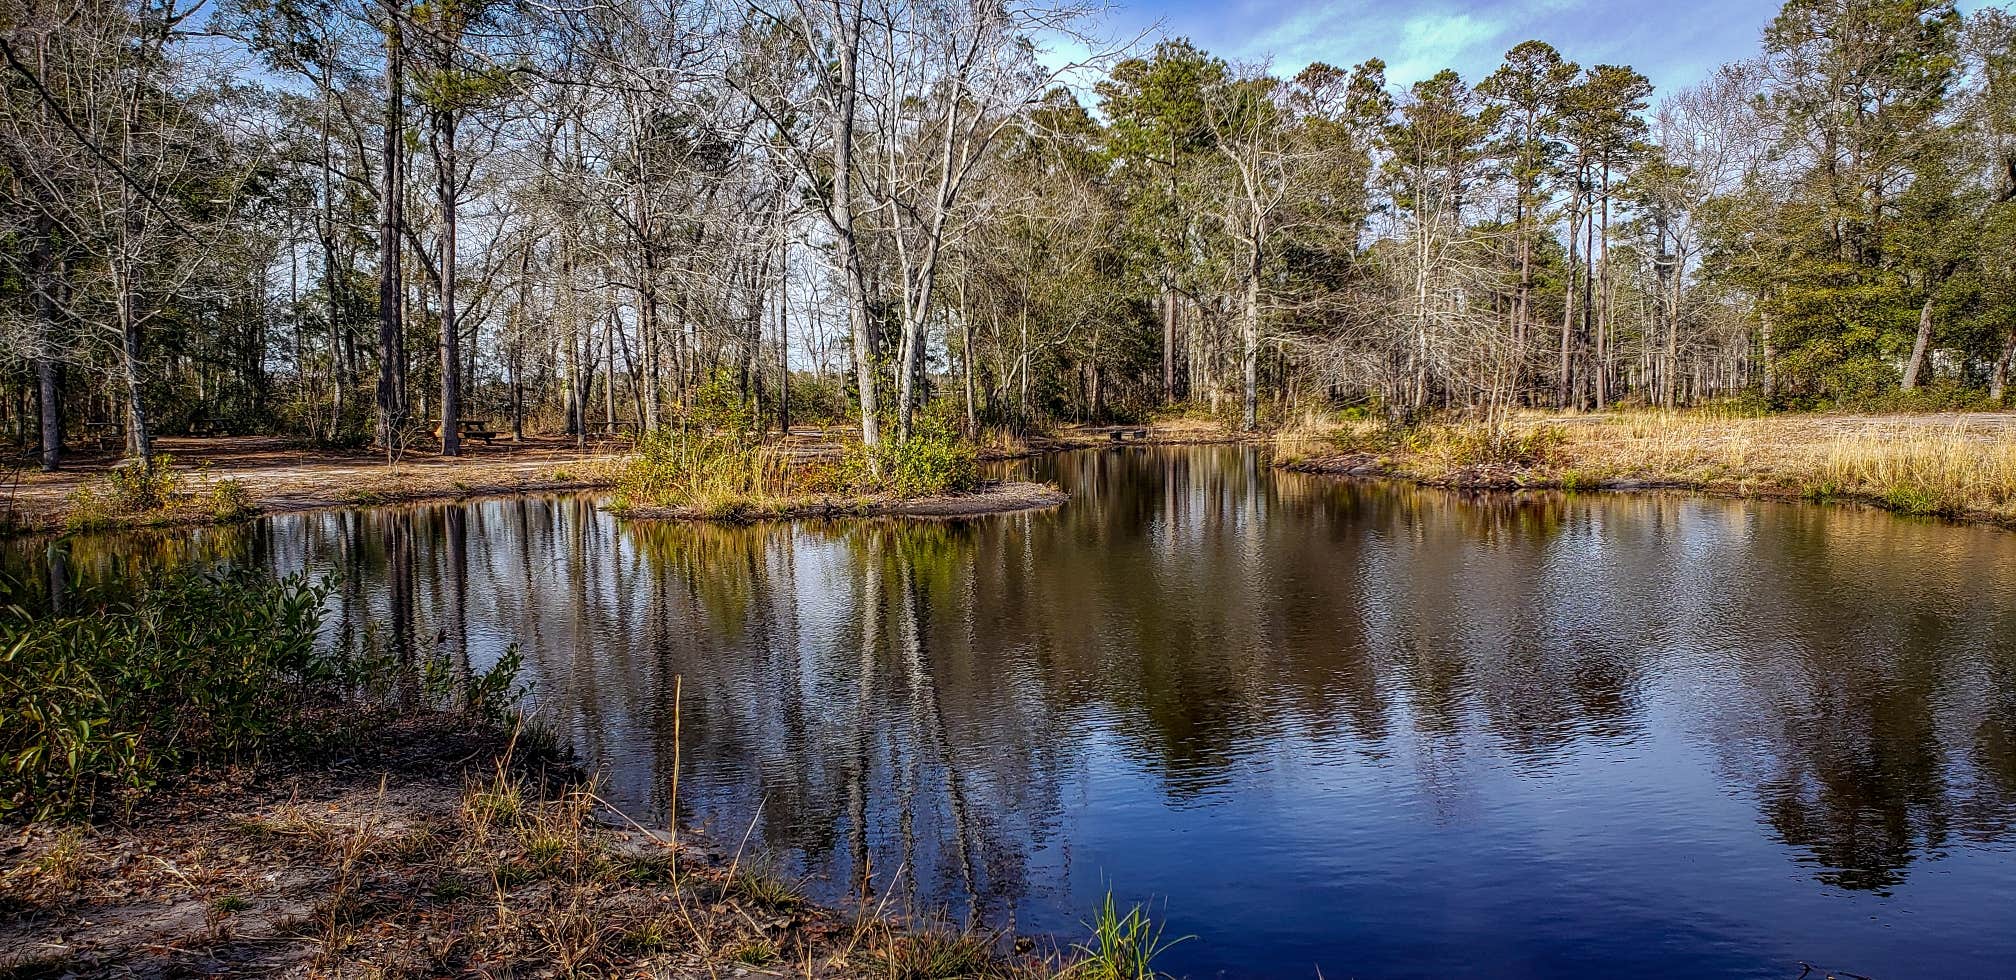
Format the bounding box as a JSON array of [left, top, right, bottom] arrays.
[[0, 567, 524, 820], [1838, 379, 1994, 414], [66, 455, 183, 530], [843, 413, 978, 498], [780, 372, 852, 427], [207, 478, 258, 522], [64, 458, 265, 531], [0, 568, 329, 818], [689, 370, 755, 434]]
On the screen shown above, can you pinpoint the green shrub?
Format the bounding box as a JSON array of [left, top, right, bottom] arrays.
[[0, 567, 525, 820], [65, 456, 184, 531], [107, 455, 180, 511], [0, 568, 329, 818], [207, 478, 258, 522], [780, 372, 851, 427], [844, 413, 978, 498], [689, 370, 754, 434], [1840, 379, 1994, 414]]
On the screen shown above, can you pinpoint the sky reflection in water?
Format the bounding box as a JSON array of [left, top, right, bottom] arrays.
[[17, 446, 2016, 978]]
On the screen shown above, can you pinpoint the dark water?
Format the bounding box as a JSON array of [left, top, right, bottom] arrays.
[[15, 446, 2016, 978]]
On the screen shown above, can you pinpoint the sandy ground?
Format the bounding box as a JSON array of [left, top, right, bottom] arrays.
[[2, 436, 630, 529]]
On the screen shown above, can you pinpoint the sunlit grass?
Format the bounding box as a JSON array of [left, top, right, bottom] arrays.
[[1065, 891, 1186, 980], [1815, 427, 2016, 516], [1281, 407, 2016, 522]]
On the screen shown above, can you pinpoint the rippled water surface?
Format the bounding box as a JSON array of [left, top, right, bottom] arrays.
[[17, 446, 2016, 978]]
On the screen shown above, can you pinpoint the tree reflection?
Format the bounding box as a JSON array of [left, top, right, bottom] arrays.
[[5, 449, 2014, 915]]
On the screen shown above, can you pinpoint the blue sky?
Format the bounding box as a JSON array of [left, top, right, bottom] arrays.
[[1087, 0, 2008, 96]]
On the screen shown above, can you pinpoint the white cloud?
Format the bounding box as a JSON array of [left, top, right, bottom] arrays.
[[1387, 12, 1509, 82], [1140, 0, 1620, 87]]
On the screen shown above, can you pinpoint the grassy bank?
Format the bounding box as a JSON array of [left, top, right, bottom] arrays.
[[608, 417, 1019, 523], [0, 569, 1178, 978], [2, 725, 1176, 978], [1278, 409, 2016, 526]]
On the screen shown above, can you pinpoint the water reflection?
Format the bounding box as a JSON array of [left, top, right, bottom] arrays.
[[11, 446, 2016, 978]]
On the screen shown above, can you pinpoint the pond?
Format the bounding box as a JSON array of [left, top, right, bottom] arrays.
[[15, 445, 2016, 978]]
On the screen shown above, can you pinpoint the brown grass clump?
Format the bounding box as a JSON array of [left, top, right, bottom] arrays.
[[0, 721, 1175, 979], [1281, 408, 2016, 525], [61, 455, 263, 532]]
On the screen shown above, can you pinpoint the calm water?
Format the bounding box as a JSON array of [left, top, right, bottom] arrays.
[[15, 446, 2016, 978]]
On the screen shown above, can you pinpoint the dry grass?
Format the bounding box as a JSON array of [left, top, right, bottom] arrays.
[[1282, 408, 2016, 524], [0, 726, 1172, 979], [1814, 428, 2016, 517], [975, 425, 1035, 459], [612, 429, 808, 518]]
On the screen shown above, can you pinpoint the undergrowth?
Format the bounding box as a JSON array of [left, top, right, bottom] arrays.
[[615, 402, 979, 516], [62, 455, 260, 532], [0, 566, 526, 821]]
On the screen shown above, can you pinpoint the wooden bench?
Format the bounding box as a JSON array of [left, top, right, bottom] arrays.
[[1107, 428, 1149, 442]]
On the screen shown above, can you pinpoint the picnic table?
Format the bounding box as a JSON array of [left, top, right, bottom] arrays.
[[85, 421, 123, 450], [434, 417, 500, 445]]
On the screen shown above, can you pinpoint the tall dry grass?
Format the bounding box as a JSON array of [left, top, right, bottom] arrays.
[[1814, 428, 2016, 517], [1284, 407, 2016, 522], [1499, 412, 2016, 516], [612, 429, 802, 518]]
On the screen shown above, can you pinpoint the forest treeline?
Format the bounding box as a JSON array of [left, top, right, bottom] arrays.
[[2, 0, 2013, 470]]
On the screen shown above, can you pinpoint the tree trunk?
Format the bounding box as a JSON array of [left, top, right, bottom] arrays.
[[36, 359, 61, 473], [1665, 258, 1682, 409], [1990, 325, 2016, 404], [376, 6, 405, 452], [1595, 166, 1612, 410], [1901, 294, 1934, 391], [116, 267, 152, 470], [1558, 190, 1579, 408], [1240, 237, 1261, 432], [1759, 306, 1776, 400], [1581, 180, 1596, 411], [637, 231, 661, 432], [953, 275, 973, 432], [30, 222, 60, 471], [435, 106, 460, 457], [604, 310, 618, 427], [777, 271, 792, 433], [830, 3, 879, 452]]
